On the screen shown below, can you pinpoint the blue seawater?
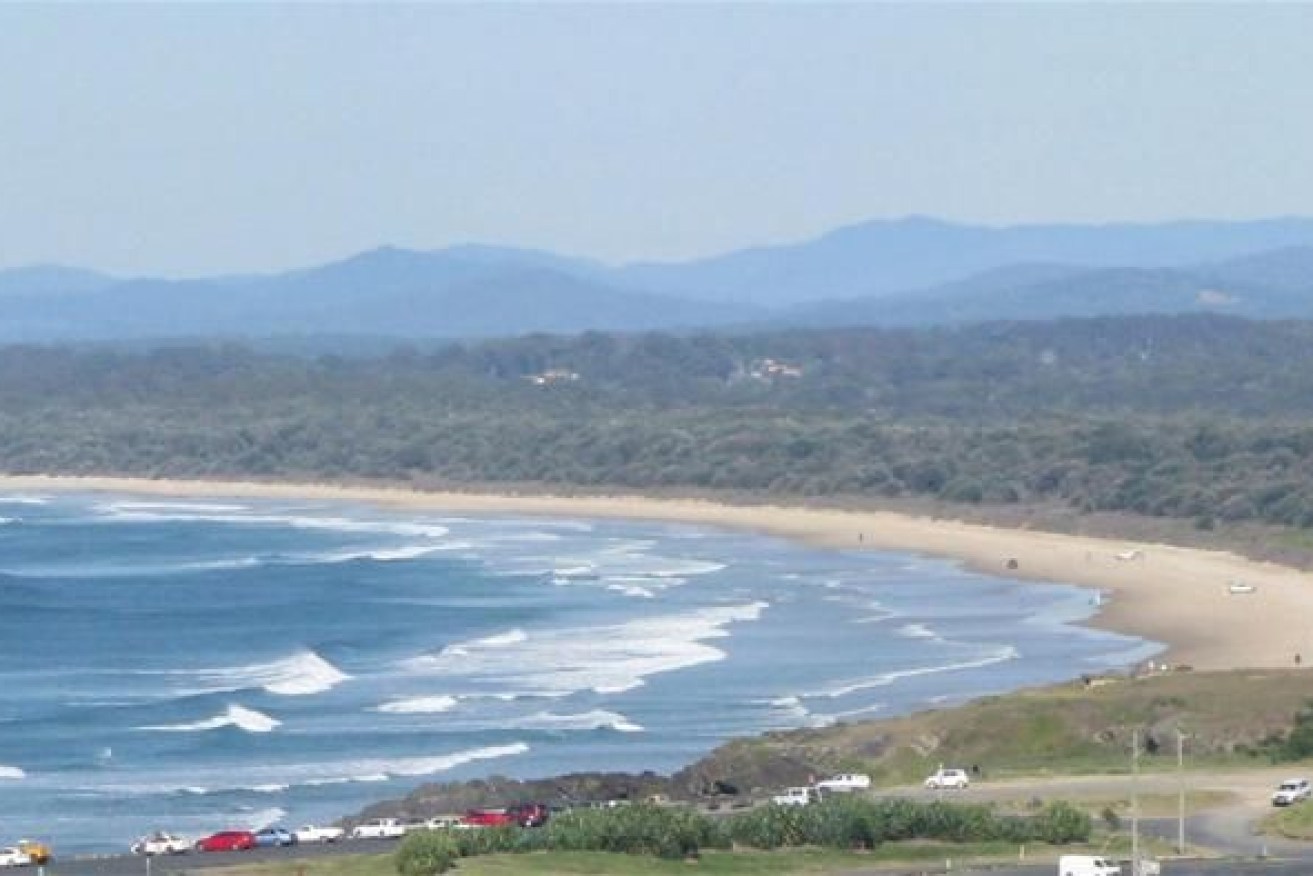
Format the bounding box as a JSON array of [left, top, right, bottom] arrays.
[[0, 492, 1160, 853]]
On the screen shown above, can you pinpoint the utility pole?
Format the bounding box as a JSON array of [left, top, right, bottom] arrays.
[[1132, 728, 1140, 876], [1177, 728, 1187, 854]]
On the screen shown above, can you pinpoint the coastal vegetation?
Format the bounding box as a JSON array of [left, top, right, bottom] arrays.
[[8, 315, 1313, 540], [385, 799, 1090, 874]]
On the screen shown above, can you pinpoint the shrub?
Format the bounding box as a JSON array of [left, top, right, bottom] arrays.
[[395, 830, 459, 876]]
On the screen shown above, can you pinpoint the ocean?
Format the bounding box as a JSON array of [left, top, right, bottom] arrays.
[[0, 492, 1160, 853]]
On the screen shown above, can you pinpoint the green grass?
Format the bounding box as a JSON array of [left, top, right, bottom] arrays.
[[1260, 800, 1313, 839]]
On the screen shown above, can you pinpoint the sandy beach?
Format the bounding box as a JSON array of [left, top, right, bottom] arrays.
[[1, 473, 1304, 673]]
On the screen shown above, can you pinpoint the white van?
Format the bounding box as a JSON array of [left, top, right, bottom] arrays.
[[1058, 855, 1121, 876]]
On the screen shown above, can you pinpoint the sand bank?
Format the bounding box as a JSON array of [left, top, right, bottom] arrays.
[[2, 474, 1305, 672]]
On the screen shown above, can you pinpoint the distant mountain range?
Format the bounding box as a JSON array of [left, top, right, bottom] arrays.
[[2, 216, 1313, 342]]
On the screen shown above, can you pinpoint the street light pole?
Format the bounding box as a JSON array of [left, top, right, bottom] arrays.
[[1177, 728, 1186, 854], [1132, 728, 1140, 876]]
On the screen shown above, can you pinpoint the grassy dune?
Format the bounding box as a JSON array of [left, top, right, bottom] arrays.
[[683, 669, 1313, 793]]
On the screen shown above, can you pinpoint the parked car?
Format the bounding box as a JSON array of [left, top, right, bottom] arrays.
[[1058, 854, 1121, 876], [461, 808, 518, 828], [293, 825, 344, 844], [772, 786, 822, 806], [424, 815, 467, 831], [815, 773, 871, 793], [924, 767, 971, 790], [507, 803, 550, 827], [15, 841, 50, 865], [350, 818, 406, 839], [194, 831, 256, 853], [131, 833, 190, 856], [0, 848, 31, 868], [1272, 777, 1312, 806], [253, 827, 297, 848]]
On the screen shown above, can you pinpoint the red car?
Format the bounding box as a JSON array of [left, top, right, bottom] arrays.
[[194, 831, 256, 853], [461, 809, 517, 828]]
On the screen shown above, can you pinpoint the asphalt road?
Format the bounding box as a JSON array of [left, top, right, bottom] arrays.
[[37, 838, 404, 876]]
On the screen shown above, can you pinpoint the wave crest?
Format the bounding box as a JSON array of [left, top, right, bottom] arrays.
[[140, 704, 281, 733], [401, 602, 767, 696], [180, 649, 351, 696], [375, 695, 459, 714]]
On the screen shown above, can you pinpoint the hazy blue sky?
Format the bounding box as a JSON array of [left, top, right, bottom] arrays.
[[3, 3, 1312, 276]]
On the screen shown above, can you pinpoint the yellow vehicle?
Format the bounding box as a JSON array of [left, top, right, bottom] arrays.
[[17, 839, 52, 865]]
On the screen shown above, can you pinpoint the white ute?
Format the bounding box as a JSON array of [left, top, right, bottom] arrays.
[[350, 818, 406, 840], [772, 786, 822, 806], [293, 825, 345, 844], [814, 773, 871, 793], [1273, 777, 1312, 806], [1058, 855, 1121, 876], [131, 833, 190, 855]]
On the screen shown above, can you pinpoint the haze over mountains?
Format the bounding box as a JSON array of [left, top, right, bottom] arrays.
[[3, 216, 1313, 342]]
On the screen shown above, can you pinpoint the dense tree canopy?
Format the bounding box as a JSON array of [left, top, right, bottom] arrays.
[[3, 314, 1312, 528]]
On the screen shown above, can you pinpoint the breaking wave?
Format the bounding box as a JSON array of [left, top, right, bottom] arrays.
[[140, 704, 281, 734], [0, 764, 25, 780], [401, 602, 768, 696], [175, 650, 351, 696], [507, 710, 644, 733]]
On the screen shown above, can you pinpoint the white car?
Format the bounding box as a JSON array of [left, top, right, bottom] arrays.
[[0, 848, 30, 868], [425, 816, 469, 831], [815, 773, 871, 793], [1058, 854, 1121, 876], [131, 833, 190, 855], [772, 786, 822, 806], [293, 825, 345, 844], [924, 767, 971, 790], [350, 818, 406, 839], [1272, 777, 1311, 806]]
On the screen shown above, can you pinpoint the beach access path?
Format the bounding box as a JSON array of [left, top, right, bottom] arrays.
[[3, 474, 1311, 672]]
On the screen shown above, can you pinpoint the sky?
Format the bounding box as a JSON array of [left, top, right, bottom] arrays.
[[2, 3, 1313, 277]]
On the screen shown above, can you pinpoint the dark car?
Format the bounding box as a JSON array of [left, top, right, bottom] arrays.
[[194, 831, 256, 853], [253, 827, 298, 848]]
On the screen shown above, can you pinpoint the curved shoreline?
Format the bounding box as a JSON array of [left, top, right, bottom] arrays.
[[3, 473, 1309, 671]]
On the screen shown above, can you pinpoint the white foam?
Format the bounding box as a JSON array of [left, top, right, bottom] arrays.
[[81, 743, 530, 797], [0, 764, 25, 780], [238, 807, 288, 830], [401, 602, 768, 697], [249, 782, 290, 793], [0, 517, 12, 525], [763, 695, 811, 722], [817, 646, 1020, 698], [0, 495, 49, 505], [375, 695, 459, 714], [99, 504, 450, 540], [109, 501, 251, 514], [177, 649, 351, 696], [896, 623, 941, 640], [605, 583, 656, 598], [440, 629, 527, 657], [140, 704, 282, 733], [508, 710, 644, 733]]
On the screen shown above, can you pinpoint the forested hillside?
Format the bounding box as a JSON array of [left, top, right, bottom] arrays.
[[4, 314, 1313, 529]]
